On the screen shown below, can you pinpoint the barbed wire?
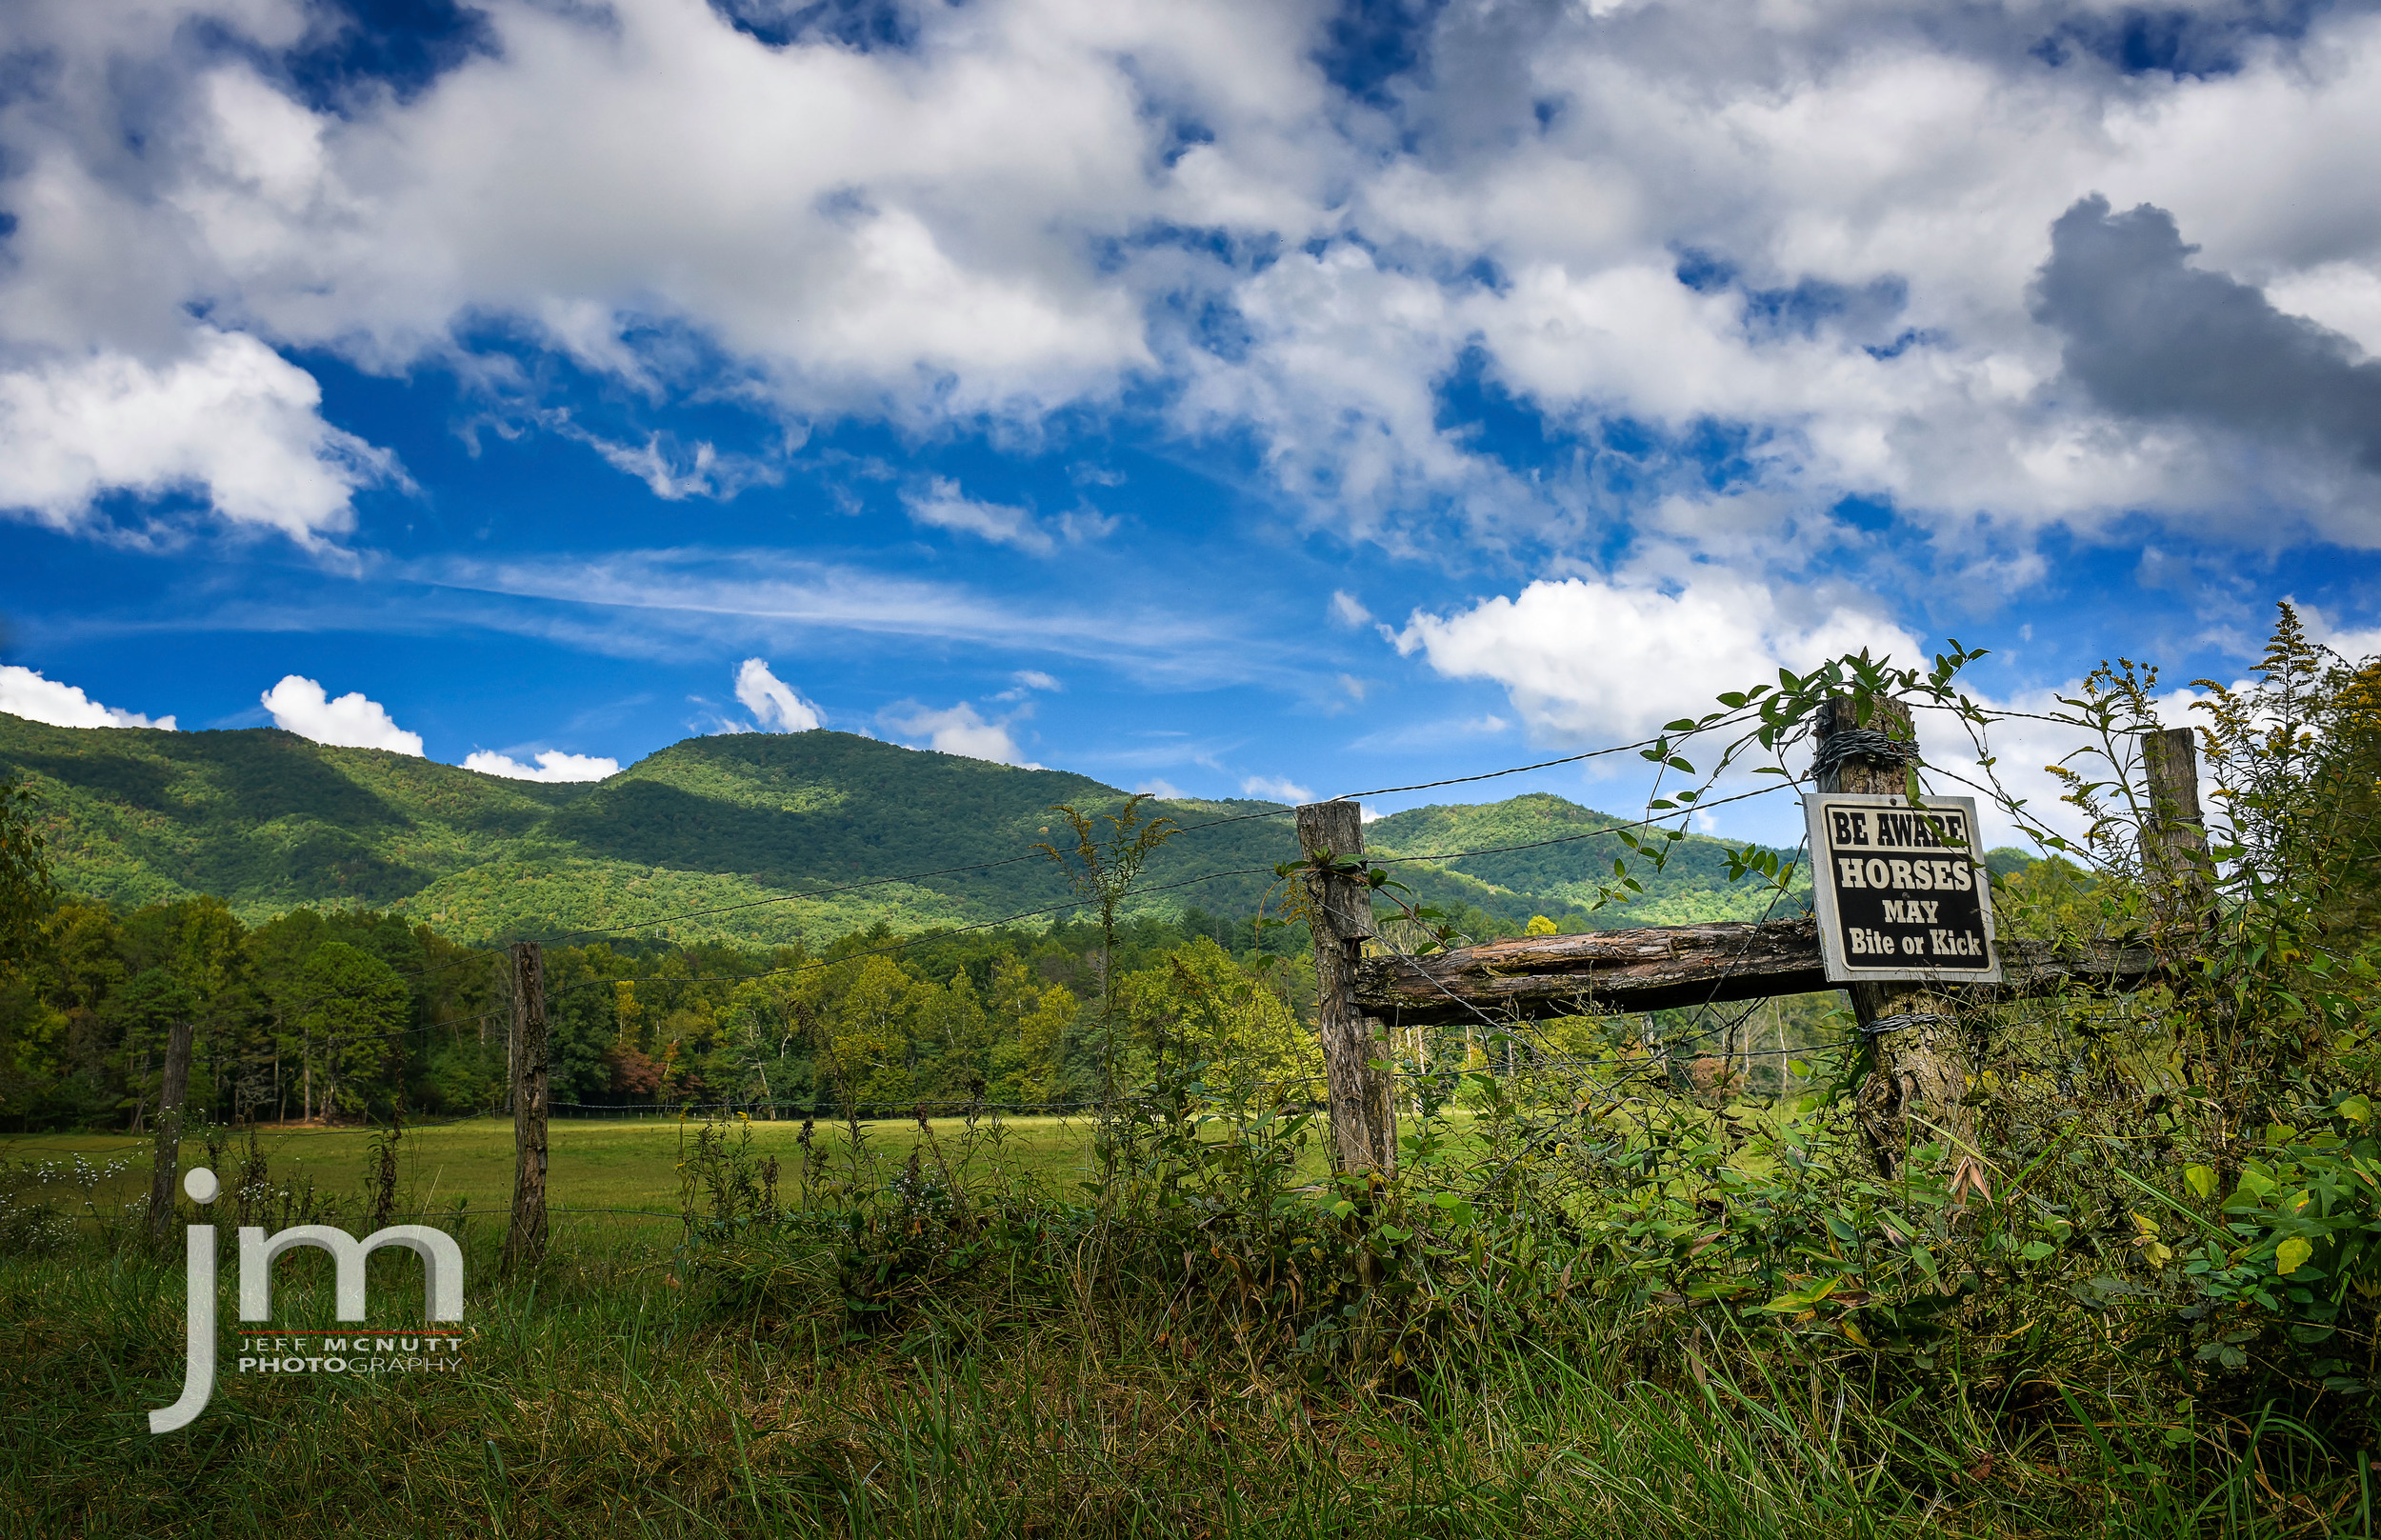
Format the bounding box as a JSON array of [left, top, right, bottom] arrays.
[[1330, 736, 1669, 802], [1356, 810, 1822, 1118], [550, 1097, 1113, 1118], [1367, 781, 1792, 868], [1326, 702, 1783, 804]]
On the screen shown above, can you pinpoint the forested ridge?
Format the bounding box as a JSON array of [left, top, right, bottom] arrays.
[[0, 715, 1804, 950], [0, 865, 1851, 1131], [0, 717, 1835, 1130]]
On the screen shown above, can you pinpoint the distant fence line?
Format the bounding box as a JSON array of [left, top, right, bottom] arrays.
[[0, 1100, 1127, 1146], [548, 1097, 1110, 1121]]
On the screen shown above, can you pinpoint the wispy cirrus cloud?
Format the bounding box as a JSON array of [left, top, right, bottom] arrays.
[[1240, 773, 1312, 804], [566, 428, 785, 503], [901, 478, 1116, 554], [407, 549, 1258, 680]]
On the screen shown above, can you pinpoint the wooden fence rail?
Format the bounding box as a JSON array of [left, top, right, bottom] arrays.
[[1351, 919, 2160, 1026], [1305, 699, 2200, 1179]]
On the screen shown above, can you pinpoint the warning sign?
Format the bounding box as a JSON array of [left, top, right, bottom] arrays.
[[1803, 793, 2001, 985]]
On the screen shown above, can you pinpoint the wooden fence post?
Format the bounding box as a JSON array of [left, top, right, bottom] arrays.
[[147, 1018, 195, 1249], [504, 941, 550, 1270], [2138, 727, 2214, 949], [1813, 697, 1978, 1179], [1295, 800, 1396, 1176]]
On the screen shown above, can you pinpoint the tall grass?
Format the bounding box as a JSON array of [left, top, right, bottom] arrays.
[[0, 1135, 2363, 1539]]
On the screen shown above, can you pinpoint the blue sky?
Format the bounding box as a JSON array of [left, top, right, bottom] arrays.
[[4, 0, 2381, 847]]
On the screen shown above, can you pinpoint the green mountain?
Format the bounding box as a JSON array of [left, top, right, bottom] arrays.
[[0, 713, 1802, 947], [1362, 792, 1809, 927]]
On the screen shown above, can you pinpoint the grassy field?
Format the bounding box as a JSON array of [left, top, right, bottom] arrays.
[[0, 1113, 1132, 1250], [0, 1113, 2353, 1538], [0, 1241, 2062, 1540], [0, 1216, 2318, 1538]]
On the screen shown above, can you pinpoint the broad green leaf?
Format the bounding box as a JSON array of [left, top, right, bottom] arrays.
[[2184, 1165, 2218, 1202], [2276, 1235, 2313, 1276]]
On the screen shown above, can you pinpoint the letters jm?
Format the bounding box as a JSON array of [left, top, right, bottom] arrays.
[[149, 1167, 465, 1434]]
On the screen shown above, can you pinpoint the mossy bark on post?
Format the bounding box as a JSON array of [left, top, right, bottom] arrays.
[[1813, 697, 1976, 1179], [1295, 800, 1396, 1177], [504, 940, 550, 1271], [2138, 726, 2215, 957]]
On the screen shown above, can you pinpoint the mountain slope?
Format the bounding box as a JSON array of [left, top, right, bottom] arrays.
[[1365, 792, 1809, 926], [0, 714, 1798, 945]]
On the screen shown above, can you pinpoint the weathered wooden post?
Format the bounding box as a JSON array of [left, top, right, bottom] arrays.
[[504, 941, 550, 1270], [147, 1018, 195, 1249], [1813, 698, 1978, 1177], [2138, 727, 2214, 949], [1295, 800, 1397, 1175]]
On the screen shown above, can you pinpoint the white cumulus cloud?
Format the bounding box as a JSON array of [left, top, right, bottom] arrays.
[[0, 330, 398, 545], [733, 657, 824, 731], [1396, 576, 1922, 746], [2293, 600, 2381, 665], [9, 0, 2381, 587], [0, 665, 175, 730], [1240, 773, 1313, 804], [260, 674, 424, 754], [462, 749, 619, 782], [883, 701, 1034, 766]]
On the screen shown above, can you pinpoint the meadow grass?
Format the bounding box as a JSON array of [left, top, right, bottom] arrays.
[[0, 1220, 2338, 1540], [0, 1115, 2360, 1538], [0, 1114, 1128, 1241]]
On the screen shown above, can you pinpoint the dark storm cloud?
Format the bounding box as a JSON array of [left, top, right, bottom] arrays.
[[2031, 194, 2381, 473]]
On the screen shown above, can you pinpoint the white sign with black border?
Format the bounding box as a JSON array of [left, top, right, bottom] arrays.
[[1803, 792, 2002, 986]]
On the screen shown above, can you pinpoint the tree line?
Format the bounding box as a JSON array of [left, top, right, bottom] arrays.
[[0, 877, 1341, 1130]]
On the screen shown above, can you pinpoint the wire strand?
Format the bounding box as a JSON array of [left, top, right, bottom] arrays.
[[1330, 735, 1666, 801], [1368, 780, 1791, 867]]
